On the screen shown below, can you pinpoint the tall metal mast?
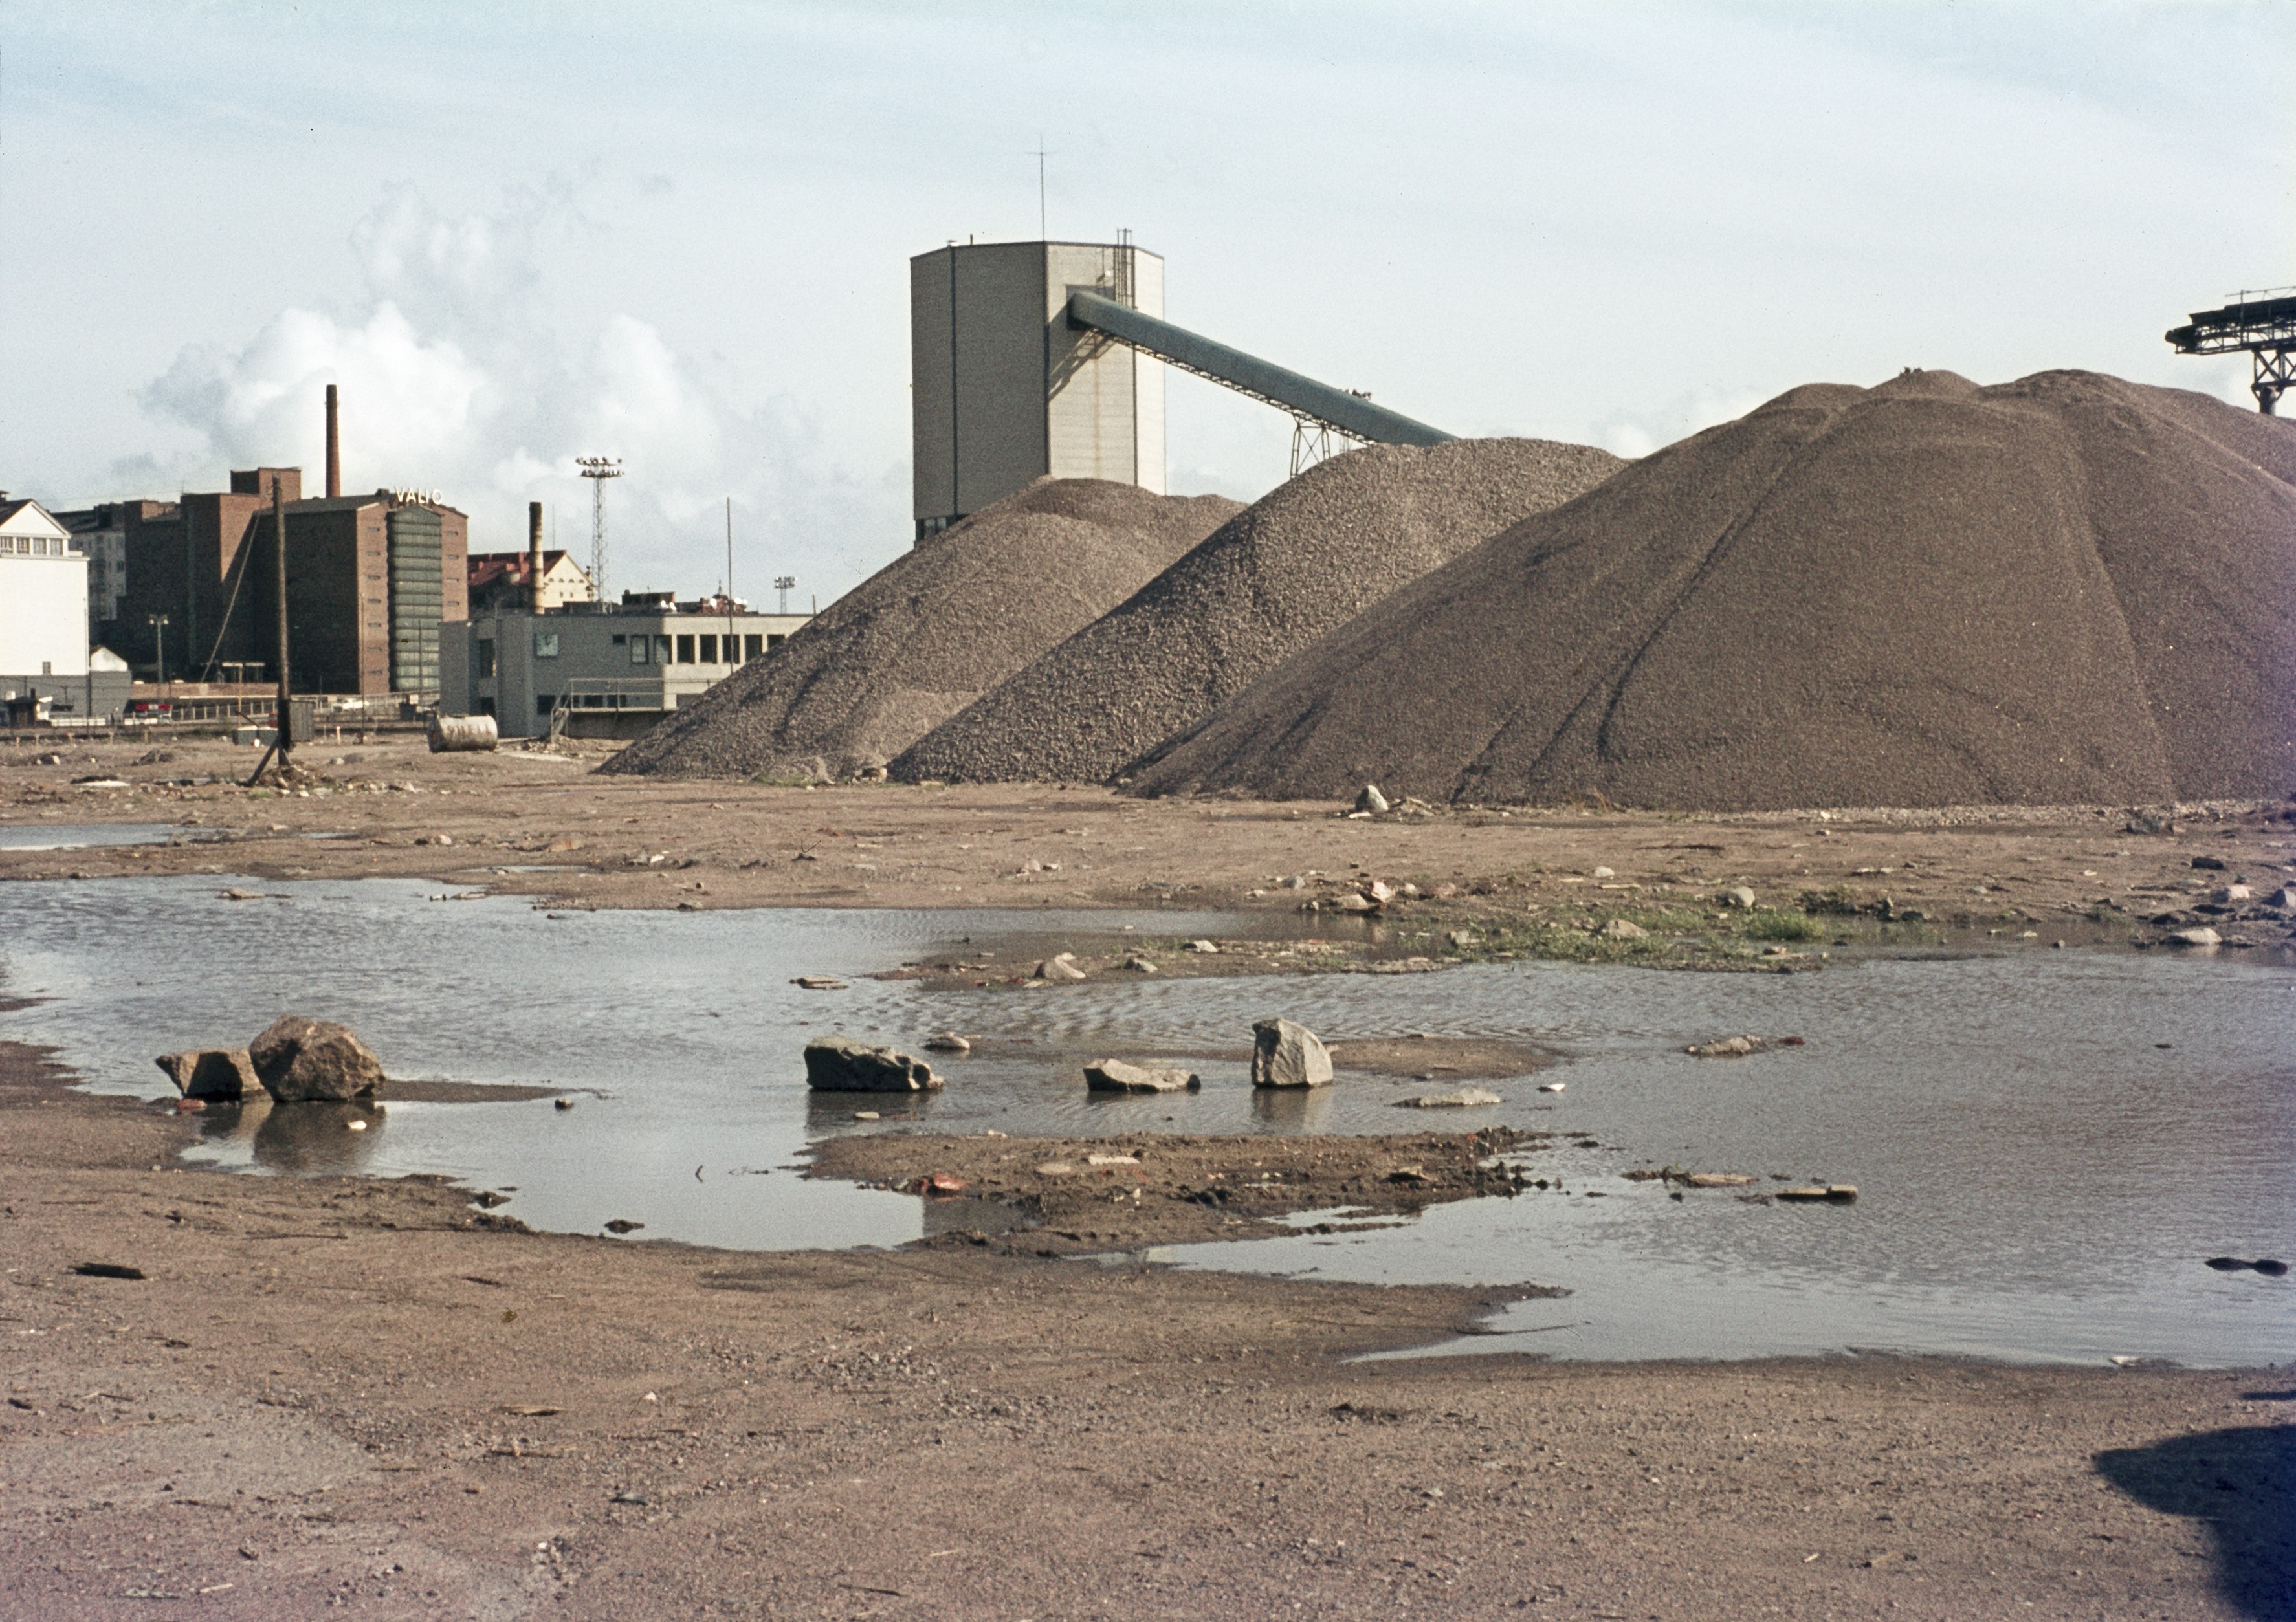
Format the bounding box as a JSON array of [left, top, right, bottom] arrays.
[[576, 456, 623, 598]]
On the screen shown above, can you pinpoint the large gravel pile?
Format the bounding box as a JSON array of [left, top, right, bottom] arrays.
[[602, 479, 1240, 781], [889, 438, 1625, 785], [1127, 370, 2296, 811]]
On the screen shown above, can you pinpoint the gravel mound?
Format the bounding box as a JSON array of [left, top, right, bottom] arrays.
[[1127, 370, 2296, 811], [602, 479, 1240, 780], [889, 438, 1625, 785]]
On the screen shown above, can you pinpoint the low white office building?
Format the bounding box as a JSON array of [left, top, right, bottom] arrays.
[[441, 595, 812, 740], [0, 498, 128, 723]]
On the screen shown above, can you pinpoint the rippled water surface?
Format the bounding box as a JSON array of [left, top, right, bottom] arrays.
[[2, 875, 2289, 1365]]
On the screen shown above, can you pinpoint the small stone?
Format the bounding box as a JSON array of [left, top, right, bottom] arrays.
[[1184, 939, 1219, 954], [1035, 1161, 1078, 1176], [1354, 785, 1389, 814], [1251, 1017, 1333, 1088], [1400, 1088, 1504, 1108], [2214, 885, 2253, 904], [1334, 893, 1376, 914], [923, 1033, 972, 1053], [1037, 955, 1087, 982], [1083, 1058, 1200, 1093], [802, 1036, 943, 1092], [1278, 875, 1305, 890], [2270, 888, 2296, 911], [1591, 866, 1615, 879], [154, 1048, 258, 1100], [1724, 886, 1756, 909], [1367, 879, 1396, 903], [2190, 854, 2228, 870], [602, 1219, 645, 1234], [791, 976, 849, 990], [1085, 1153, 1140, 1167], [1681, 1172, 1755, 1188], [1539, 1082, 1565, 1093], [1601, 918, 1648, 940], [1120, 955, 1160, 973], [2165, 926, 2222, 947], [1686, 1035, 1763, 1058], [852, 1110, 880, 1121], [1446, 929, 1480, 948]]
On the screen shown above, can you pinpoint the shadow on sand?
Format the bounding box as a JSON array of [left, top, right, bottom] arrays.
[[2095, 1418, 2293, 1619]]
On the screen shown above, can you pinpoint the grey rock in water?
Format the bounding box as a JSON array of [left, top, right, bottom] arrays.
[[2165, 926, 2222, 948], [248, 1016, 385, 1102], [1083, 1059, 1201, 1093], [802, 1036, 943, 1092], [155, 1048, 258, 1100], [1251, 1018, 1333, 1088], [1036, 954, 1088, 983], [1400, 1088, 1504, 1108]]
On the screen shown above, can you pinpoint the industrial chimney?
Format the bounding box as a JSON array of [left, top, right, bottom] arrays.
[[527, 501, 546, 615], [324, 384, 342, 499]]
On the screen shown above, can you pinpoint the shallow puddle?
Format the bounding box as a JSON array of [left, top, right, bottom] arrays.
[[2, 875, 2289, 1365]]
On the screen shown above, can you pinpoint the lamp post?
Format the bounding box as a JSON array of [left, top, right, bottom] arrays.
[[147, 614, 170, 690]]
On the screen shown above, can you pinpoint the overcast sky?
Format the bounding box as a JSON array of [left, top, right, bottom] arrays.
[[4, 1, 2289, 602]]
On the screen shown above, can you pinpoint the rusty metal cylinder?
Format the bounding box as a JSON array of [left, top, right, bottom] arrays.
[[426, 713, 499, 753]]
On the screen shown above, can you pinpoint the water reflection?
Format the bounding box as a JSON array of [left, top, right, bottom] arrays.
[[1250, 1086, 1338, 1130], [249, 1099, 387, 1173]]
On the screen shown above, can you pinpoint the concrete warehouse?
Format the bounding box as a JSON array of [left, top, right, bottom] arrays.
[[0, 496, 131, 724], [443, 596, 812, 740]]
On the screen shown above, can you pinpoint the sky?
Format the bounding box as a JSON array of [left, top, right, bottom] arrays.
[[3, 1, 2290, 604]]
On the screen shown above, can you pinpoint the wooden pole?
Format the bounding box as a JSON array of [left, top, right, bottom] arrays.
[[272, 481, 291, 765]]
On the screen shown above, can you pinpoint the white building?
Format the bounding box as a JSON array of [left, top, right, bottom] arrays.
[[0, 499, 127, 722], [441, 595, 813, 740]]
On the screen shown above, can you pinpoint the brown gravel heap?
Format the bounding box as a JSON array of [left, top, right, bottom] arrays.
[[889, 438, 1624, 785], [602, 479, 1239, 780], [1127, 370, 2296, 810]]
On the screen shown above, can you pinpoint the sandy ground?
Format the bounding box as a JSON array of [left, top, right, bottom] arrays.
[[2, 1040, 2290, 1621], [5, 733, 2293, 1617], [5, 734, 2293, 972]]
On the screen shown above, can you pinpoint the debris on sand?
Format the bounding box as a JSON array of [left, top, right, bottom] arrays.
[[803, 1037, 943, 1093], [1127, 370, 2296, 810], [1399, 1088, 1505, 1108], [601, 479, 1239, 782], [1776, 1185, 1859, 1202], [892, 439, 1622, 785]]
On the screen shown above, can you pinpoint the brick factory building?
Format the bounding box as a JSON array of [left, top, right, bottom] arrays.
[[74, 470, 468, 697]]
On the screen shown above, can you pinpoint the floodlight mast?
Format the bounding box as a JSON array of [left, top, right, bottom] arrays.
[[576, 457, 624, 597], [2165, 287, 2296, 415]]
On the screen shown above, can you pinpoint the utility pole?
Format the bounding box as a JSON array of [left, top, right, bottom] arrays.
[[577, 456, 623, 600], [147, 614, 170, 689], [725, 497, 737, 664]]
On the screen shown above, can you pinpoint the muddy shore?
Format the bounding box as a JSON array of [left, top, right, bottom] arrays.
[[4, 1035, 2290, 1619], [5, 738, 2293, 1617], [5, 735, 2293, 973]]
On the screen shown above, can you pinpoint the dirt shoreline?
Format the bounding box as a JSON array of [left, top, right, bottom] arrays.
[[4, 1035, 2290, 1619], [4, 738, 2292, 977], [5, 740, 2292, 1616]]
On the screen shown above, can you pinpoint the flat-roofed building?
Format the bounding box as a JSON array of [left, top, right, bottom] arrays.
[[443, 593, 812, 740]]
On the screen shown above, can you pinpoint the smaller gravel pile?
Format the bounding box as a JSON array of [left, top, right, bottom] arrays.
[[602, 479, 1239, 781], [890, 437, 1624, 785]]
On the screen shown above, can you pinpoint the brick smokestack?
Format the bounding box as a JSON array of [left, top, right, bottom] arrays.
[[324, 384, 341, 499], [527, 501, 546, 614]]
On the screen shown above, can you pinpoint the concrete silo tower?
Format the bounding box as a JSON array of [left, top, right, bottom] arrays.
[[909, 238, 1166, 540]]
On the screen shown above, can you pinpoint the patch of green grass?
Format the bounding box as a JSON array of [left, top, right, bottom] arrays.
[[1740, 908, 1826, 942]]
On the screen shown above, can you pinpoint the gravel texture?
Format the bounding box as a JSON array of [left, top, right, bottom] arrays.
[[601, 478, 1240, 781], [889, 437, 1624, 785], [1128, 370, 2296, 811]]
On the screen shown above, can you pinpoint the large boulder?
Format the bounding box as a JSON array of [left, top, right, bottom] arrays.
[[803, 1036, 943, 1092], [1251, 1018, 1333, 1088], [1083, 1058, 1201, 1093], [155, 1048, 258, 1100], [248, 1016, 386, 1102]]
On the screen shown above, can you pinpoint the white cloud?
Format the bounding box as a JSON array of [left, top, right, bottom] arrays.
[[135, 182, 903, 601]]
